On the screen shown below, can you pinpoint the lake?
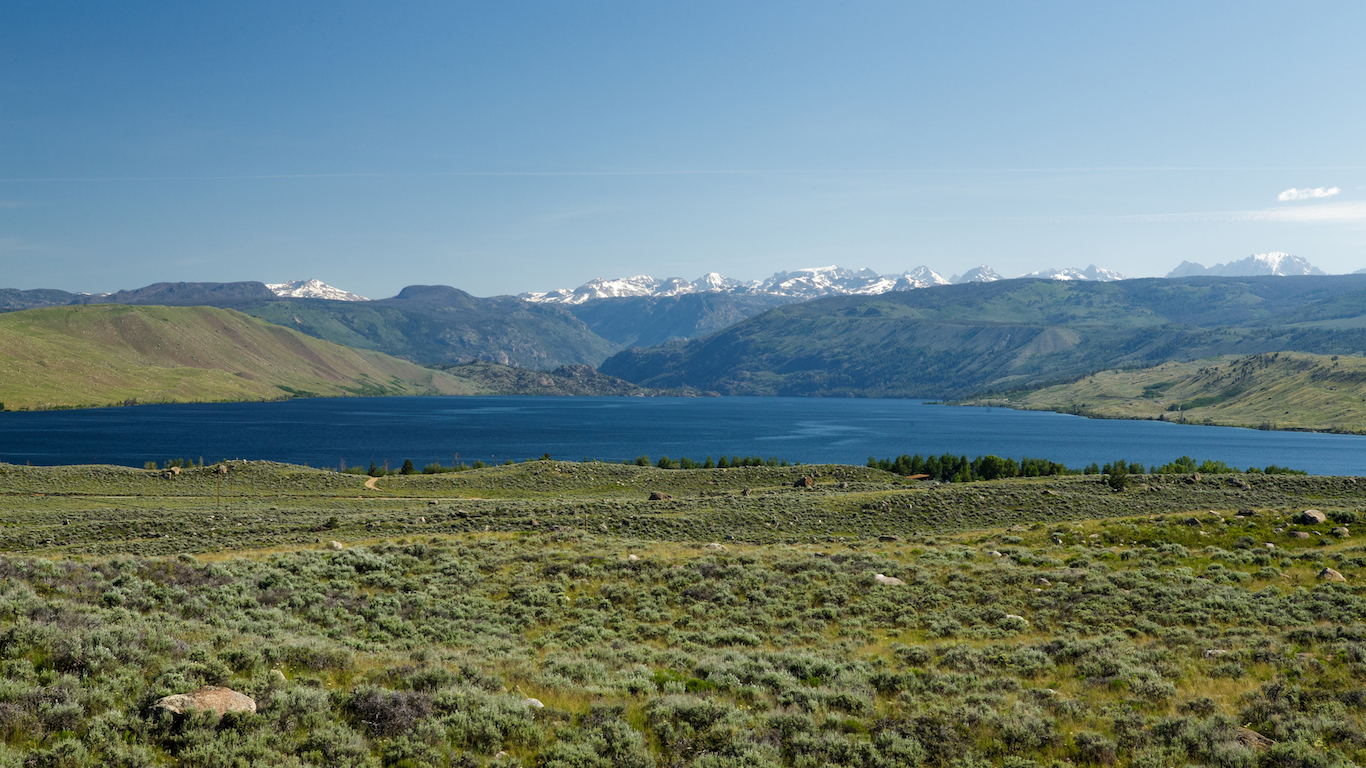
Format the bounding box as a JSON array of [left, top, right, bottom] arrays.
[[0, 396, 1363, 475]]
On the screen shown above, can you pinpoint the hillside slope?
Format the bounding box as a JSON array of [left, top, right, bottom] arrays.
[[566, 292, 791, 347], [0, 305, 482, 409], [231, 285, 620, 368], [964, 351, 1366, 432], [600, 275, 1366, 397]]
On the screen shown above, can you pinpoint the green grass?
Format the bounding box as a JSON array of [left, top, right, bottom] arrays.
[[0, 305, 486, 410], [964, 351, 1366, 433], [0, 460, 1363, 766]]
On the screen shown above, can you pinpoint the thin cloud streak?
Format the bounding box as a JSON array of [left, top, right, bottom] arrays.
[[5, 166, 1366, 183], [1113, 201, 1366, 224]]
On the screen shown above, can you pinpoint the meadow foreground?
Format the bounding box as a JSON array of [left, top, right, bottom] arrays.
[[0, 461, 1362, 767]]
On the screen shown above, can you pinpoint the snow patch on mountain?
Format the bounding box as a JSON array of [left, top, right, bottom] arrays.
[[267, 279, 369, 301], [1021, 265, 1126, 282], [521, 262, 1129, 303], [1163, 252, 1324, 278], [949, 266, 1002, 284]]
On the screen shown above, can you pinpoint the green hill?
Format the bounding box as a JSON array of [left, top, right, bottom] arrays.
[[963, 351, 1366, 432], [600, 275, 1366, 397], [0, 304, 484, 410]]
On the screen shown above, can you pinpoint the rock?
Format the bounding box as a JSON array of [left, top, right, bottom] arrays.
[[1296, 510, 1327, 524], [988, 550, 1003, 558], [1318, 567, 1346, 582], [1184, 473, 1201, 484], [648, 491, 672, 501], [1331, 527, 1350, 538], [627, 554, 639, 561], [1003, 614, 1029, 626], [495, 751, 510, 760], [522, 697, 544, 708], [1291, 531, 1311, 539], [741, 488, 751, 496], [1234, 727, 1275, 751], [269, 669, 287, 683], [1265, 543, 1275, 549], [155, 686, 256, 716], [1035, 578, 1051, 586], [330, 541, 345, 551], [794, 476, 814, 488], [873, 573, 905, 586], [1183, 517, 1203, 527], [427, 499, 438, 505], [878, 534, 901, 542], [704, 542, 727, 552], [1203, 649, 1228, 659]]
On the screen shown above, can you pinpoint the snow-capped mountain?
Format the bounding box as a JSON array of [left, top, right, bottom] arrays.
[[1165, 252, 1325, 278], [1022, 265, 1126, 282], [520, 263, 1136, 303], [949, 265, 1002, 284], [267, 279, 369, 302]]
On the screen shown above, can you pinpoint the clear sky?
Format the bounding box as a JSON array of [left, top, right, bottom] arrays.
[[2, 1, 1364, 298]]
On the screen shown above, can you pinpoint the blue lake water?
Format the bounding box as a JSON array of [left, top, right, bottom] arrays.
[[0, 396, 1363, 475]]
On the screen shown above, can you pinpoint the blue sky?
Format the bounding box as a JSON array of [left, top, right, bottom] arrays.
[[2, 1, 1364, 297]]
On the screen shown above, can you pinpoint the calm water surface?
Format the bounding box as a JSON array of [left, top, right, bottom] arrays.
[[1, 396, 1364, 475]]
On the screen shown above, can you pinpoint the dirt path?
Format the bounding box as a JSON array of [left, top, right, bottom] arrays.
[[364, 476, 379, 490]]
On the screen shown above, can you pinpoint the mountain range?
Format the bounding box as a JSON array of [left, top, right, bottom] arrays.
[[520, 263, 1127, 304], [599, 274, 1366, 398], [1164, 252, 1325, 278]]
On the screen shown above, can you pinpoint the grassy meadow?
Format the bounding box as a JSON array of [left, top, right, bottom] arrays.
[[963, 352, 1366, 434], [0, 460, 1363, 766]]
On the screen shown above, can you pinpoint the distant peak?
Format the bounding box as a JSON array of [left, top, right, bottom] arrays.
[[266, 279, 369, 301], [1163, 252, 1324, 278]]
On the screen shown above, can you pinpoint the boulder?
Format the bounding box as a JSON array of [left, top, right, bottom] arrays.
[[1203, 649, 1228, 659], [794, 476, 814, 488], [330, 541, 345, 551], [1234, 727, 1275, 751], [878, 534, 901, 542], [1291, 531, 1311, 539], [873, 573, 905, 586], [1296, 510, 1327, 524], [1035, 578, 1051, 586], [155, 686, 256, 716], [522, 697, 544, 709], [627, 554, 639, 561], [704, 542, 727, 552], [648, 491, 672, 501], [1318, 567, 1346, 583], [1332, 527, 1350, 538]]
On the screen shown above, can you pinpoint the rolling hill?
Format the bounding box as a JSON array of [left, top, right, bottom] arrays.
[[599, 275, 1366, 397], [0, 305, 483, 410], [962, 352, 1366, 433]]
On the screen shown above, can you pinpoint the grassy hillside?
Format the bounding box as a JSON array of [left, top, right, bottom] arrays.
[[0, 460, 1362, 766], [964, 351, 1366, 433], [601, 275, 1366, 397], [0, 304, 483, 410]]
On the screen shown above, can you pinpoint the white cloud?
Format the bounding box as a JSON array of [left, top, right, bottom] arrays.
[[1278, 186, 1341, 201]]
